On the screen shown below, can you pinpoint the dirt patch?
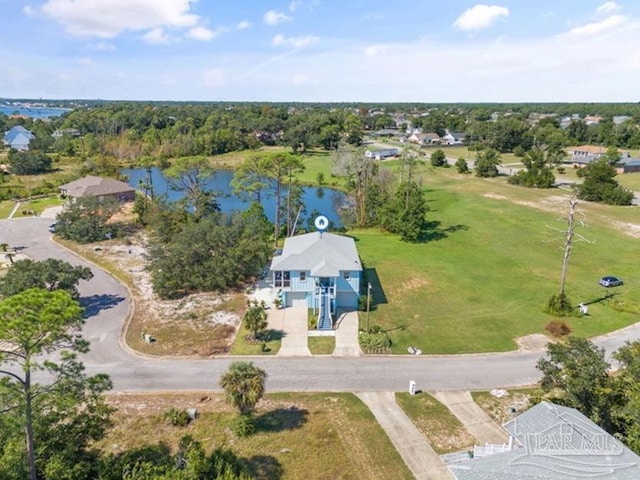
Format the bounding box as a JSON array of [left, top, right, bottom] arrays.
[[612, 220, 640, 238], [483, 193, 508, 201], [473, 389, 541, 425], [71, 233, 244, 356], [515, 333, 552, 352]]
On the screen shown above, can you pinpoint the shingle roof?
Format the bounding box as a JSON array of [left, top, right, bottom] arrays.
[[450, 402, 640, 480], [58, 176, 135, 198], [270, 232, 362, 276], [3, 126, 34, 144]]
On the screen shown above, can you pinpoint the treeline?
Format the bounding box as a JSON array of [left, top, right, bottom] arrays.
[[3, 102, 640, 165]]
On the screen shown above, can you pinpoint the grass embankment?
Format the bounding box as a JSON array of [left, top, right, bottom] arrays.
[[99, 392, 413, 480], [396, 392, 476, 454], [355, 166, 640, 354], [229, 322, 282, 356]]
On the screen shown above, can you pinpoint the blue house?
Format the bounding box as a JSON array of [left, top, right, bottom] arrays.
[[269, 231, 362, 330], [3, 126, 35, 151]]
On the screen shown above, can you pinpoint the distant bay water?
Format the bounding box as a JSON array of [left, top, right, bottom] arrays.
[[121, 167, 346, 228], [0, 106, 71, 119]]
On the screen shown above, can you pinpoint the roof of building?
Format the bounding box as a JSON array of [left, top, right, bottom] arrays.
[[270, 231, 362, 276], [3, 125, 34, 144], [567, 145, 626, 155], [58, 176, 135, 198], [374, 129, 404, 136], [450, 402, 640, 480]]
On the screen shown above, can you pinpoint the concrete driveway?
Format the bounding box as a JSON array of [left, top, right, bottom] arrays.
[[276, 306, 311, 356], [433, 391, 509, 445]]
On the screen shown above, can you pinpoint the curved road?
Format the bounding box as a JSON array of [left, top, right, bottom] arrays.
[[2, 218, 639, 393]]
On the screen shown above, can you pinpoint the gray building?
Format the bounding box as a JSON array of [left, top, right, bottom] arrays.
[[59, 176, 136, 202], [450, 401, 640, 479]]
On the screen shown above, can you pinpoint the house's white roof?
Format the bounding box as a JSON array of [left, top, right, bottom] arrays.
[[270, 231, 362, 276]]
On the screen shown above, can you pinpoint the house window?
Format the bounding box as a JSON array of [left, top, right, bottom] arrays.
[[343, 271, 350, 280], [300, 271, 306, 282], [275, 271, 291, 288]]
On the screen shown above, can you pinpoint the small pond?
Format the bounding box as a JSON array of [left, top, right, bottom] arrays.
[[121, 167, 346, 227]]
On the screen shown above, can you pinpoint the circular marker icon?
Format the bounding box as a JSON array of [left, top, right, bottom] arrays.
[[314, 215, 329, 231]]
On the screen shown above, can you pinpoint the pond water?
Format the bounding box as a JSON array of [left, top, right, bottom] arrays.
[[121, 167, 346, 227]]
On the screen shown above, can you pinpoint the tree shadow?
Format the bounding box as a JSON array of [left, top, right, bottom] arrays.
[[254, 406, 308, 433], [582, 291, 618, 306], [364, 267, 387, 309], [80, 293, 126, 317], [244, 455, 284, 480], [418, 220, 469, 243]]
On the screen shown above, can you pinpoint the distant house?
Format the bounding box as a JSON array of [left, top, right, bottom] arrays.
[[3, 126, 35, 151], [269, 231, 362, 330], [567, 145, 628, 168], [442, 130, 465, 145], [408, 132, 441, 145], [58, 176, 136, 202], [449, 401, 640, 479], [374, 129, 404, 139], [52, 128, 81, 139], [618, 156, 640, 174], [364, 148, 399, 160]]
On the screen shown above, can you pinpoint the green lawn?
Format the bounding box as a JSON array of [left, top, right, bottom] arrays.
[[396, 392, 476, 454], [12, 196, 65, 217], [308, 335, 335, 354], [0, 200, 14, 219], [355, 168, 640, 354]]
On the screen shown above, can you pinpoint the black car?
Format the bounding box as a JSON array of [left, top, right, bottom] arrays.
[[599, 276, 624, 287]]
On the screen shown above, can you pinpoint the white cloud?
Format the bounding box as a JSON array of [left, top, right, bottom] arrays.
[[364, 45, 387, 56], [202, 69, 225, 87], [566, 14, 627, 36], [264, 10, 292, 26], [23, 5, 35, 16], [237, 20, 252, 30], [186, 26, 218, 41], [597, 2, 621, 15], [79, 56, 96, 66], [143, 27, 170, 44], [88, 41, 116, 51], [41, 0, 200, 38], [454, 4, 509, 31], [289, 0, 302, 12], [272, 34, 318, 48]]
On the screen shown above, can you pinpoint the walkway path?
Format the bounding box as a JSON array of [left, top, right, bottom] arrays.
[[7, 202, 21, 219], [276, 306, 311, 356], [433, 391, 509, 445], [357, 392, 453, 480], [333, 311, 361, 357]]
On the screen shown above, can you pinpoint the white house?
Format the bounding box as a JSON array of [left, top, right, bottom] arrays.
[[364, 148, 399, 160], [269, 231, 362, 330], [442, 130, 465, 145]]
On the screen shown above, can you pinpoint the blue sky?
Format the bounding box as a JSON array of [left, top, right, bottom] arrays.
[[1, 0, 639, 102]]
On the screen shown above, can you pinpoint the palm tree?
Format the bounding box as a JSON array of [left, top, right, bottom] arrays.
[[243, 300, 268, 341], [219, 361, 267, 416]]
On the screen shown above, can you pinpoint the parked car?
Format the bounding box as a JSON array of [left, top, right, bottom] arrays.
[[48, 223, 57, 233], [599, 276, 623, 287]]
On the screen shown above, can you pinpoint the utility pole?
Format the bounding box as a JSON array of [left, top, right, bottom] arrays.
[[366, 282, 372, 333]]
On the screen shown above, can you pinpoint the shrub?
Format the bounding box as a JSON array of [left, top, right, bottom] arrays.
[[359, 325, 392, 354], [231, 414, 255, 437], [545, 320, 572, 337], [164, 407, 191, 427], [455, 157, 469, 174], [545, 292, 574, 317]]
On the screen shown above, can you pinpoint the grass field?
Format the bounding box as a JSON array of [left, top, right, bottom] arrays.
[[395, 392, 476, 454], [11, 196, 65, 217], [355, 165, 640, 354], [99, 392, 413, 480]]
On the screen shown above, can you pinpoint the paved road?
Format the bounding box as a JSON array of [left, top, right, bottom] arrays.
[[2, 217, 639, 394]]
